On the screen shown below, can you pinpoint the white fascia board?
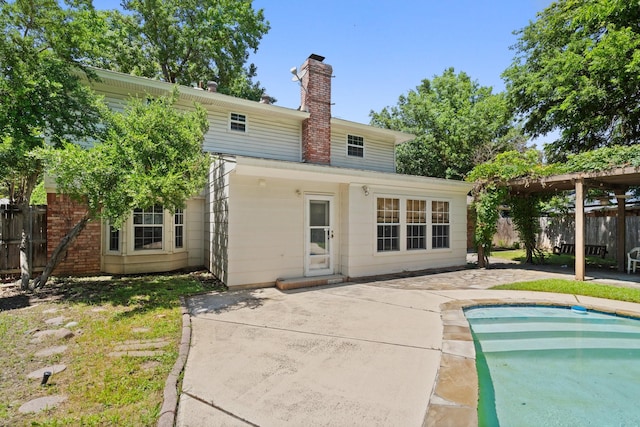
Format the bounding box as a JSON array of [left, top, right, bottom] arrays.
[[331, 117, 415, 145], [89, 68, 310, 121], [230, 156, 472, 193]]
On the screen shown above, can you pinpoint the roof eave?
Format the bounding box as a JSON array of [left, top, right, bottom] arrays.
[[88, 67, 310, 120]]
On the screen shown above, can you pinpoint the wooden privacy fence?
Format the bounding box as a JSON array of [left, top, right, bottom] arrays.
[[0, 205, 47, 275], [493, 214, 640, 257]]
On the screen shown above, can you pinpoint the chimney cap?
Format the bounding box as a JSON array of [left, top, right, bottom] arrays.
[[260, 94, 271, 104], [308, 53, 325, 62]]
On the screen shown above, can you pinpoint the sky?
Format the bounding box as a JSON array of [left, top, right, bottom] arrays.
[[92, 0, 554, 142]]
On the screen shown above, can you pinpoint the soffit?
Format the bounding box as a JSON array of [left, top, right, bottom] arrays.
[[231, 156, 472, 193], [331, 118, 415, 145]]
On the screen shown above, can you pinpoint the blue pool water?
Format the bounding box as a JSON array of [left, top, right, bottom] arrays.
[[465, 306, 640, 426]]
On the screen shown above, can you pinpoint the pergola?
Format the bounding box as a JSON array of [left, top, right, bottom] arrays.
[[506, 166, 640, 280]]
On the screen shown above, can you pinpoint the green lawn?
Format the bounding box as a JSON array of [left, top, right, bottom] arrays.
[[490, 249, 617, 268], [0, 272, 224, 426], [493, 278, 640, 304]]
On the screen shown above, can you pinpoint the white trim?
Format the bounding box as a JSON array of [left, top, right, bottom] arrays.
[[373, 194, 453, 255], [105, 221, 121, 255], [304, 194, 335, 276], [229, 112, 248, 133], [232, 156, 473, 192], [173, 208, 186, 252], [346, 134, 365, 158]]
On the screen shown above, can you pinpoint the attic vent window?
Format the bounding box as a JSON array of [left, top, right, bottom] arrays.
[[347, 134, 364, 157], [229, 113, 247, 132]]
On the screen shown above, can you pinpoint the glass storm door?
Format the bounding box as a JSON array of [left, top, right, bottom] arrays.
[[305, 196, 334, 276]]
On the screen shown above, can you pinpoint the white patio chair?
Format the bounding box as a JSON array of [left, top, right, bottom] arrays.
[[627, 247, 640, 273]]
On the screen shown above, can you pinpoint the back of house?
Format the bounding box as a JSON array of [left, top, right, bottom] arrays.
[[45, 54, 472, 288]]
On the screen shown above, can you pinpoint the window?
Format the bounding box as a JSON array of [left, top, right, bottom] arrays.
[[133, 205, 163, 250], [174, 209, 184, 249], [229, 112, 247, 132], [108, 225, 120, 252], [406, 199, 426, 250], [432, 201, 450, 249], [347, 134, 364, 157], [377, 198, 399, 251]]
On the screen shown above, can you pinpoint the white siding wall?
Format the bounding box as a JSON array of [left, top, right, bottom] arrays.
[[330, 128, 396, 173], [92, 82, 304, 163], [186, 198, 204, 267], [203, 110, 302, 161], [342, 183, 468, 278], [226, 175, 341, 288], [205, 158, 233, 283]]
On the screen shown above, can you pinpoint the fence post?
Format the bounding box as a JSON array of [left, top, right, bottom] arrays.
[[28, 206, 33, 279]]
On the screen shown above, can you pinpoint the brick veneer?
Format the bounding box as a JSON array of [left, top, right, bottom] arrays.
[[46, 193, 101, 275], [301, 55, 333, 165]]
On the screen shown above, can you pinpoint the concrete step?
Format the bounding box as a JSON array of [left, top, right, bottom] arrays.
[[276, 275, 346, 291]]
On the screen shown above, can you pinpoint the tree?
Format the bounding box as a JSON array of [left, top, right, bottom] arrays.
[[503, 0, 640, 162], [36, 89, 210, 289], [370, 68, 526, 180], [88, 0, 270, 100], [0, 0, 104, 289], [468, 150, 555, 267]]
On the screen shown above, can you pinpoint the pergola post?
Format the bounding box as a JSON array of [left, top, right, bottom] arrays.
[[575, 179, 585, 281], [616, 190, 627, 272]]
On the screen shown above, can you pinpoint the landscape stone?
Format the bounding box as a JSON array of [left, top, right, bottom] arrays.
[[45, 316, 65, 326], [108, 337, 170, 357], [35, 345, 68, 357], [141, 360, 161, 371], [42, 308, 59, 314], [18, 395, 67, 413], [30, 328, 74, 343], [27, 364, 67, 379], [64, 321, 79, 328], [113, 341, 170, 351], [108, 350, 165, 357]]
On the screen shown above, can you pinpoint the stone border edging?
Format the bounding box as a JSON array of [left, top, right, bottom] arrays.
[[424, 296, 640, 427], [157, 296, 191, 427]]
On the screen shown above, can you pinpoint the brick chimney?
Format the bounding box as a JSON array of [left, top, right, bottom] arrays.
[[300, 54, 332, 164]]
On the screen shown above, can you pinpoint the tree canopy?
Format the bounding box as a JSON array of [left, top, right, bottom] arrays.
[[88, 0, 270, 100], [36, 89, 210, 288], [370, 68, 525, 180], [0, 0, 103, 205], [503, 0, 640, 162]]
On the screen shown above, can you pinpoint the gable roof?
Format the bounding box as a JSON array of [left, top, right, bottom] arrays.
[[88, 68, 414, 145]]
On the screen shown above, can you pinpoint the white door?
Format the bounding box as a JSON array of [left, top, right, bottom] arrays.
[[305, 195, 334, 276]]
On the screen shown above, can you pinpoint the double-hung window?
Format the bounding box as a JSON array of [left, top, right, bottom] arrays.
[[376, 198, 400, 251], [347, 134, 364, 157], [229, 113, 247, 132], [108, 224, 120, 252], [174, 209, 184, 249], [406, 199, 426, 250], [432, 201, 450, 249], [133, 205, 164, 250], [376, 197, 450, 252]]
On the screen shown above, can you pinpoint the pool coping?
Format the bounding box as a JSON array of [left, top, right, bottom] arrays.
[[424, 296, 640, 427]]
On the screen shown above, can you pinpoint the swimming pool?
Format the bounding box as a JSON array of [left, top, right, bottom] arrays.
[[465, 305, 640, 426]]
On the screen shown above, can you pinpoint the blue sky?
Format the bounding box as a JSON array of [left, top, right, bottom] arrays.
[[92, 0, 554, 142]]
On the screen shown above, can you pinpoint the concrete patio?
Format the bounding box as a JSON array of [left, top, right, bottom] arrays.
[[175, 258, 640, 426]]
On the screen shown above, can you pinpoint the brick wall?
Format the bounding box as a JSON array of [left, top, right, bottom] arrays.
[[47, 193, 101, 275], [301, 55, 333, 165]]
